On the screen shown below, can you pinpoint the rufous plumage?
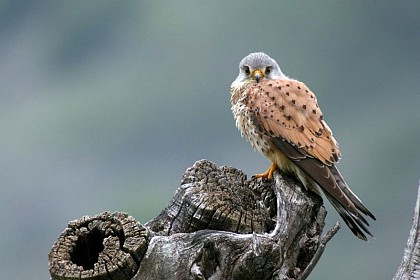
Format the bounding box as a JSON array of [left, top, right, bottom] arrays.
[[230, 52, 375, 240]]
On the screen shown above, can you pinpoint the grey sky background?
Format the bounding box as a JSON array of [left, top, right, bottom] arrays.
[[1, 1, 419, 279]]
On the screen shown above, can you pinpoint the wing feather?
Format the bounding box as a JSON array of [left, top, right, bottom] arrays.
[[243, 79, 374, 239], [247, 79, 341, 165], [272, 138, 373, 239]]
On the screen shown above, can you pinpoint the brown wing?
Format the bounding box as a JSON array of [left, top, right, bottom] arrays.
[[245, 79, 375, 240], [272, 138, 375, 240], [246, 79, 340, 165]]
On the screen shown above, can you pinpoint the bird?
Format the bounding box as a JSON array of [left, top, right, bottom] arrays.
[[230, 52, 375, 240]]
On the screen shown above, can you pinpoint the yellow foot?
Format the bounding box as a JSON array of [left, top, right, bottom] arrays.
[[253, 163, 278, 180]]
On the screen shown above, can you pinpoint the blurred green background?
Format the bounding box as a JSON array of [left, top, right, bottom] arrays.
[[1, 1, 419, 279]]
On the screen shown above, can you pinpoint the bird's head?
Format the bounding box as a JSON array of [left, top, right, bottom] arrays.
[[235, 52, 286, 84]]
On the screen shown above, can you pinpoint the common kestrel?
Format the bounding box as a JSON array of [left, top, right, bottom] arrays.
[[230, 52, 375, 240]]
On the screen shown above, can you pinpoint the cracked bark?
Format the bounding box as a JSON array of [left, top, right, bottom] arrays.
[[48, 159, 340, 280], [394, 182, 420, 280]]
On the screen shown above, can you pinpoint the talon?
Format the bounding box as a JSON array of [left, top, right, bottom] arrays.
[[254, 163, 278, 180]]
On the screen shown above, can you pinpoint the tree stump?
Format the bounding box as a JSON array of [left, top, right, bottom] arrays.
[[48, 159, 340, 280], [48, 212, 148, 279]]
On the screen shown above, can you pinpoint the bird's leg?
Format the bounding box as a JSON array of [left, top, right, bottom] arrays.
[[254, 163, 278, 180]]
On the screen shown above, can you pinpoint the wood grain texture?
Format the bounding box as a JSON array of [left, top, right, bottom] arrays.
[[135, 160, 332, 280], [394, 182, 420, 280], [48, 212, 148, 280], [48, 160, 340, 280]]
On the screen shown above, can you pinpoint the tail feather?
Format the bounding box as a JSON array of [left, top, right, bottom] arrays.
[[330, 167, 376, 221], [271, 138, 375, 240], [325, 194, 373, 241]]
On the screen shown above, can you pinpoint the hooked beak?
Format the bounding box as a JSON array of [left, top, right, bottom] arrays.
[[251, 69, 264, 83]]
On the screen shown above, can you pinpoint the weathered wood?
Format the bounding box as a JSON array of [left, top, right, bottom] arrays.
[[394, 182, 420, 280], [136, 160, 335, 279], [48, 159, 340, 280], [48, 212, 148, 280], [146, 160, 276, 235]]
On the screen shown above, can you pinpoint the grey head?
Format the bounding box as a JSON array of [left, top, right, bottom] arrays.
[[235, 52, 287, 83]]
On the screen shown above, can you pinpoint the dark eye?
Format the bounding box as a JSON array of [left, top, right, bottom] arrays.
[[265, 66, 272, 75], [242, 66, 250, 75]]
